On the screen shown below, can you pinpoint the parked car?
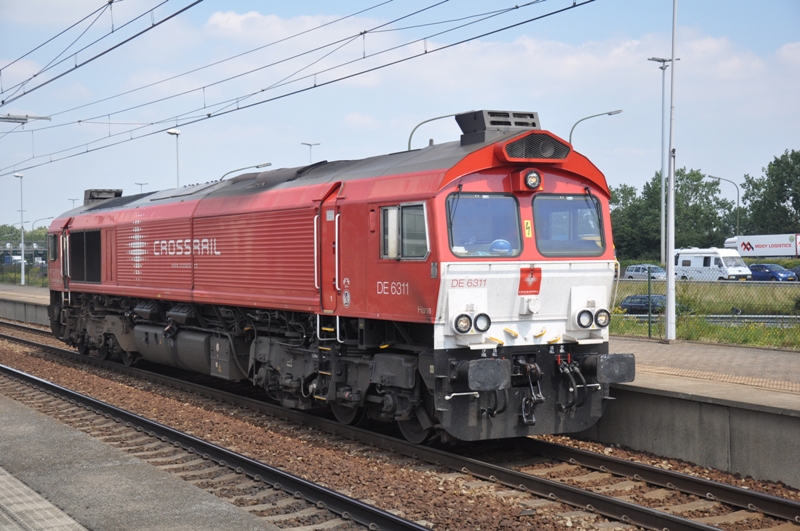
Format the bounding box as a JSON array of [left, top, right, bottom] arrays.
[[619, 294, 691, 315], [748, 263, 797, 281], [623, 264, 666, 280], [790, 265, 800, 281]]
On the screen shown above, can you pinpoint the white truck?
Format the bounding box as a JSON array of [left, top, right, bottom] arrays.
[[674, 247, 752, 281], [724, 234, 800, 258]]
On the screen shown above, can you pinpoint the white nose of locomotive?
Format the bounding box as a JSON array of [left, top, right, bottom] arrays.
[[437, 263, 614, 350]]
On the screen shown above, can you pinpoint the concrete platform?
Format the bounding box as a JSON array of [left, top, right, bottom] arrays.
[[0, 284, 49, 326], [581, 336, 800, 489], [0, 464, 87, 531], [0, 392, 277, 531]]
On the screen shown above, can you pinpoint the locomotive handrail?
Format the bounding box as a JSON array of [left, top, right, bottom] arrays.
[[445, 392, 480, 400], [313, 214, 319, 290], [334, 213, 341, 292]]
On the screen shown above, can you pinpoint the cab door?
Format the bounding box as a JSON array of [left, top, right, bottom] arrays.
[[61, 217, 73, 291], [319, 185, 342, 313]]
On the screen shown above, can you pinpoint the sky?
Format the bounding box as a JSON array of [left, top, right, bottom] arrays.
[[0, 0, 798, 230]]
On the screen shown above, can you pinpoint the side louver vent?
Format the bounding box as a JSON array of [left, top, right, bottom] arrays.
[[504, 133, 570, 160]]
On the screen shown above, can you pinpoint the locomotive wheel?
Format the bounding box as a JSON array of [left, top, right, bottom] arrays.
[[76, 341, 89, 356], [97, 347, 111, 361], [398, 396, 435, 444], [331, 403, 365, 426], [120, 351, 139, 367], [397, 413, 433, 445]]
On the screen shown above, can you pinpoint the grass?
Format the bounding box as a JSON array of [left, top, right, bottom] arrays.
[[611, 278, 800, 349], [611, 314, 800, 350], [612, 279, 800, 316], [0, 266, 49, 287]]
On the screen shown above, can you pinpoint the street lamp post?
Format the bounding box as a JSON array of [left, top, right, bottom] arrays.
[[68, 198, 80, 209], [568, 110, 622, 145], [706, 175, 740, 237], [167, 128, 181, 187], [219, 162, 272, 182], [649, 57, 678, 265], [13, 173, 25, 285], [665, 0, 679, 342], [301, 142, 320, 164], [31, 217, 54, 232], [135, 182, 149, 194]]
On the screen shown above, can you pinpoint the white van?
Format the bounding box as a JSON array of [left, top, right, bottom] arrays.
[[674, 248, 751, 281]]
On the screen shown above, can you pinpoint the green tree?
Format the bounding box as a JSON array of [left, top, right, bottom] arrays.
[[673, 168, 732, 249], [610, 183, 654, 259], [741, 149, 800, 234], [610, 169, 733, 260]]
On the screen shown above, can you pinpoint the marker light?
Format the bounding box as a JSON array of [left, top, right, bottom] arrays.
[[577, 309, 594, 329], [474, 313, 492, 333], [594, 309, 611, 328], [524, 170, 542, 189], [454, 314, 472, 334]]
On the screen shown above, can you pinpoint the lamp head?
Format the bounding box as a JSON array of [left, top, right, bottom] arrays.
[[166, 128, 181, 136], [13, 172, 23, 178]]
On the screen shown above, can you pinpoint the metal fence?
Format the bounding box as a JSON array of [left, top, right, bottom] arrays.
[[611, 276, 800, 350], [0, 265, 49, 288]]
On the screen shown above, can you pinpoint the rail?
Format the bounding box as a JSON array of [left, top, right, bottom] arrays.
[[0, 362, 429, 531], [3, 321, 798, 530]]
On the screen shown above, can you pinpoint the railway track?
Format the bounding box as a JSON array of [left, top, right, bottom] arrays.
[[0, 364, 426, 531], [1, 318, 799, 531]]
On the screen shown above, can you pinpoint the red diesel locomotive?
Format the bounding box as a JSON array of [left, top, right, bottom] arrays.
[[47, 110, 634, 443]]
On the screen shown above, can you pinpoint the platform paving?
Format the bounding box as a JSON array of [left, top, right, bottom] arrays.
[[0, 284, 48, 306], [0, 393, 278, 531]]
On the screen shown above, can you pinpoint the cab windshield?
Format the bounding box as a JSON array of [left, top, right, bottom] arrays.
[[447, 193, 521, 257], [533, 194, 604, 257]]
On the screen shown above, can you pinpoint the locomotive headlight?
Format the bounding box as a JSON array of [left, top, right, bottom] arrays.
[[454, 314, 472, 334], [576, 309, 593, 329], [594, 309, 611, 328], [524, 170, 542, 189], [474, 313, 491, 333]]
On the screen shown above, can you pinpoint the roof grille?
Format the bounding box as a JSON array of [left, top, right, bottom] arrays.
[[456, 110, 540, 146], [504, 133, 570, 160], [83, 189, 122, 207], [85, 191, 155, 211]]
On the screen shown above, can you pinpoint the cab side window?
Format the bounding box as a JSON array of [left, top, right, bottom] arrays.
[[381, 204, 429, 260], [47, 234, 59, 261]]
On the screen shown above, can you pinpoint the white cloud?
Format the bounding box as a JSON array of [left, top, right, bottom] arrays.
[[777, 42, 800, 66]]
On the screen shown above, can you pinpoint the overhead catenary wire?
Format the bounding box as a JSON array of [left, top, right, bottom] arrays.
[[0, 0, 513, 149], [0, 0, 203, 108], [0, 0, 512, 138], [1, 1, 174, 102], [0, 1, 110, 75], [0, 0, 431, 135], [0, 0, 593, 177]]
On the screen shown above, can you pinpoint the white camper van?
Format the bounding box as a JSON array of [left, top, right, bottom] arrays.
[[674, 248, 752, 281]]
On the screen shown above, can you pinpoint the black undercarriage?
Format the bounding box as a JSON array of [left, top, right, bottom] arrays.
[[50, 290, 631, 443]]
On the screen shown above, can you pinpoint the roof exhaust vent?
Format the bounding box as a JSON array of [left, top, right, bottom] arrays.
[[83, 189, 122, 206], [456, 110, 540, 146]]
